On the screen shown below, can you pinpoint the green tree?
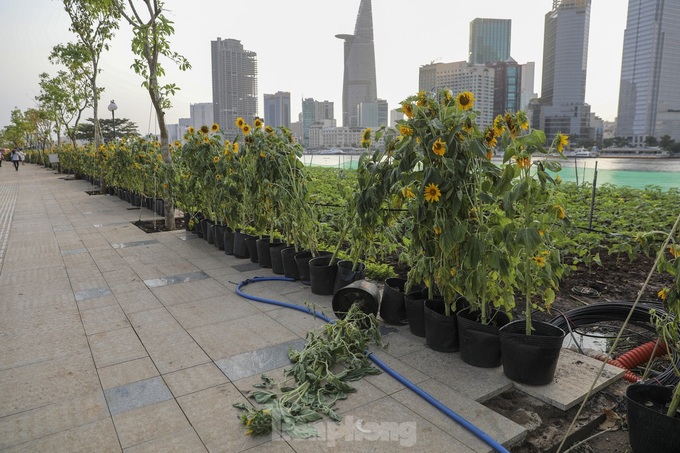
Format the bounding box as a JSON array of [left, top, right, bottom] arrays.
[[76, 117, 139, 142], [644, 136, 659, 147], [113, 0, 191, 229], [24, 108, 53, 151], [62, 0, 120, 187], [659, 135, 676, 151]]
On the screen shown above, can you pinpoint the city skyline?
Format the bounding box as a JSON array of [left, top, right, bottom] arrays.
[[0, 0, 627, 135]]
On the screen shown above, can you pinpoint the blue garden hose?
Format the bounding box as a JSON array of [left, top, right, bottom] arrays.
[[235, 276, 511, 453]]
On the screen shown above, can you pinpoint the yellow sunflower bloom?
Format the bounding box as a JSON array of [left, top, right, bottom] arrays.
[[265, 126, 274, 135], [555, 132, 569, 153], [416, 90, 428, 106], [493, 115, 506, 136], [211, 123, 220, 132], [424, 183, 442, 203], [553, 204, 566, 219], [242, 124, 251, 135], [401, 186, 415, 199], [670, 245, 680, 258], [254, 117, 263, 129], [233, 143, 239, 153], [216, 174, 222, 180], [517, 111, 529, 130], [456, 91, 475, 111], [259, 151, 265, 158], [187, 126, 195, 134], [213, 156, 219, 163], [433, 226, 442, 235], [235, 117, 245, 129], [432, 137, 446, 156], [532, 255, 546, 267], [200, 125, 210, 134], [162, 183, 168, 190], [401, 102, 414, 118], [658, 288, 668, 300], [398, 124, 413, 136], [484, 128, 497, 148]]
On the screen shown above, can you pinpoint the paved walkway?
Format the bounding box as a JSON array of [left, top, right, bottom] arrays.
[[2, 163, 619, 452]]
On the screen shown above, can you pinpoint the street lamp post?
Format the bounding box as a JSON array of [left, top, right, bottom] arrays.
[[108, 100, 118, 143]]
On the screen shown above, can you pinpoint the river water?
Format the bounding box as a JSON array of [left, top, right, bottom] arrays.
[[302, 154, 680, 191]]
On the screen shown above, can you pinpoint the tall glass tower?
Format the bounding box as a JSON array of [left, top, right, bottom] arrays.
[[617, 0, 680, 145], [336, 0, 377, 128], [538, 0, 592, 142], [469, 18, 511, 65], [211, 38, 258, 136]]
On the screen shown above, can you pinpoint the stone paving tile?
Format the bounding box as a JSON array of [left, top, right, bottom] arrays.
[[123, 426, 208, 453], [0, 390, 109, 449], [88, 326, 148, 369], [102, 268, 146, 294], [215, 339, 306, 381], [163, 362, 230, 397], [80, 303, 131, 335], [98, 357, 160, 390], [166, 294, 262, 330], [286, 396, 476, 453], [1, 284, 75, 308], [112, 399, 190, 449], [239, 441, 296, 452], [149, 277, 232, 307], [262, 307, 329, 338], [74, 286, 113, 301], [104, 376, 173, 416], [0, 265, 68, 286], [143, 270, 209, 288], [76, 294, 121, 311], [363, 349, 431, 396], [142, 330, 211, 374], [177, 383, 273, 453], [115, 288, 163, 314], [391, 378, 526, 452], [188, 313, 300, 361], [0, 352, 100, 418], [0, 327, 89, 370], [369, 326, 428, 358], [1, 418, 120, 453], [60, 247, 88, 255]]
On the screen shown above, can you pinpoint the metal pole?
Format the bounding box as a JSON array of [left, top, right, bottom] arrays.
[[574, 157, 579, 185], [588, 161, 598, 230]]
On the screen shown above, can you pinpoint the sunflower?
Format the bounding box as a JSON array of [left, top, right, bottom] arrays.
[[398, 124, 413, 136], [187, 126, 195, 134], [658, 288, 668, 300], [200, 125, 210, 134], [259, 151, 266, 158], [456, 91, 475, 111], [433, 226, 442, 235], [484, 128, 497, 148], [265, 126, 274, 135], [416, 90, 428, 106], [235, 117, 245, 129], [493, 115, 506, 136], [517, 111, 529, 130], [424, 183, 442, 203], [462, 117, 474, 133], [553, 204, 566, 219], [555, 132, 569, 153], [233, 142, 239, 153], [432, 137, 446, 156], [486, 150, 493, 160], [254, 117, 264, 129], [670, 245, 680, 258], [242, 124, 251, 135], [401, 102, 414, 119], [215, 174, 222, 180], [532, 255, 546, 267], [173, 140, 181, 147], [213, 156, 219, 163], [401, 186, 415, 199], [504, 113, 517, 137], [162, 183, 168, 190], [361, 128, 372, 148]]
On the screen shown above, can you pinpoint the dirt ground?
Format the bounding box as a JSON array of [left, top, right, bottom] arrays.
[[487, 250, 672, 453]]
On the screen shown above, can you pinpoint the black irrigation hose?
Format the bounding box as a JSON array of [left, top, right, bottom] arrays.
[[548, 301, 679, 386]]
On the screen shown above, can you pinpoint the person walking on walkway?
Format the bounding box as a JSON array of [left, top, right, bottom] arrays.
[[11, 149, 20, 171]]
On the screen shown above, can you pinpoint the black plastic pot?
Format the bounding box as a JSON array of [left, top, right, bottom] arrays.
[[244, 236, 259, 263], [294, 250, 331, 285], [626, 384, 680, 453], [457, 307, 511, 368], [380, 277, 408, 326], [332, 280, 380, 321], [223, 227, 234, 255], [333, 260, 366, 294], [183, 213, 192, 232], [269, 242, 288, 275], [424, 298, 461, 353], [213, 224, 225, 250], [309, 255, 339, 296], [155, 199, 164, 216], [233, 232, 251, 259], [404, 288, 427, 337], [282, 247, 301, 280], [499, 320, 565, 385], [200, 218, 211, 242], [256, 237, 272, 268]]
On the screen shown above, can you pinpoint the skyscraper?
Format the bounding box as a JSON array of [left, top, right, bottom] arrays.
[[336, 0, 377, 128], [469, 18, 511, 65], [189, 103, 214, 129], [211, 38, 258, 135], [616, 0, 680, 145], [263, 92, 291, 128], [538, 0, 592, 142]]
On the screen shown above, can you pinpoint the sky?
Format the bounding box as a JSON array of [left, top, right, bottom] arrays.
[[0, 0, 628, 135]]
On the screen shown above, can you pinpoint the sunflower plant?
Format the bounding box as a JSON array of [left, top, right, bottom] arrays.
[[497, 117, 571, 335], [387, 89, 496, 316]]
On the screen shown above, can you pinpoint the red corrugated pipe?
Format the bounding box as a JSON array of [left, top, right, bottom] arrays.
[[569, 340, 668, 383]]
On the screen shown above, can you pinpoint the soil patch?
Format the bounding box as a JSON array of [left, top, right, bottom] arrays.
[[133, 217, 185, 233]]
